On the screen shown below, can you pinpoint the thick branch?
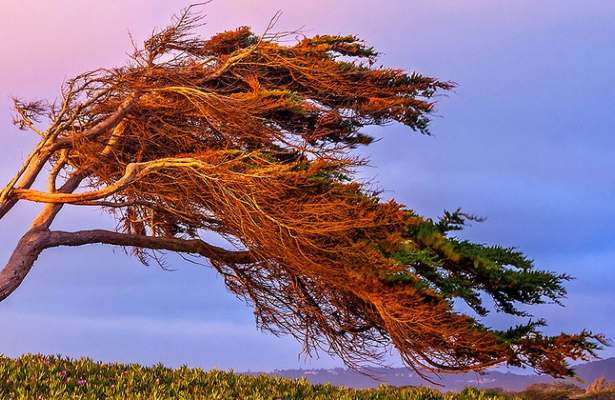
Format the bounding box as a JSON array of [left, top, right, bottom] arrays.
[[0, 228, 49, 302], [13, 158, 207, 204], [47, 150, 69, 192], [59, 93, 138, 145], [0, 148, 55, 220], [46, 229, 254, 264], [0, 228, 254, 302], [30, 173, 89, 229], [0, 93, 138, 220]]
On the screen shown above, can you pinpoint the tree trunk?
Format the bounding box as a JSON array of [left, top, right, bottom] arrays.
[[0, 228, 50, 302]]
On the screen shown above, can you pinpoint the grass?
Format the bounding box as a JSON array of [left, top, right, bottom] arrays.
[[0, 354, 520, 400]]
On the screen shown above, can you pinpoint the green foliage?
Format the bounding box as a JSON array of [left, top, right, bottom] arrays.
[[382, 209, 571, 318], [0, 354, 522, 400], [302, 35, 379, 60]]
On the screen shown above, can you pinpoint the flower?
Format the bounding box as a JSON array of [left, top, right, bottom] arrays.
[[78, 378, 87, 385]]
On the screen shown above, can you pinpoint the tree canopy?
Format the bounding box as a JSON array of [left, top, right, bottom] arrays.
[[0, 6, 605, 379]]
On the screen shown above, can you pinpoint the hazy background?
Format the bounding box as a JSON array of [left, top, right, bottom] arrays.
[[0, 0, 613, 371]]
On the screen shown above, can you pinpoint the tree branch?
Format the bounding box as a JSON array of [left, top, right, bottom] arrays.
[[0, 228, 50, 302], [0, 93, 139, 220], [47, 149, 69, 192], [13, 157, 210, 205], [0, 227, 254, 302], [46, 229, 254, 264], [58, 92, 139, 145]]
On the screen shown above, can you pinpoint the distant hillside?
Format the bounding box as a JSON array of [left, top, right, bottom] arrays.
[[264, 358, 615, 392], [574, 358, 615, 382]]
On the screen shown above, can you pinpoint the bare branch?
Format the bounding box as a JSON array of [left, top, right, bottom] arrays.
[[47, 149, 69, 192], [14, 157, 212, 204], [46, 229, 254, 265], [0, 92, 139, 220]]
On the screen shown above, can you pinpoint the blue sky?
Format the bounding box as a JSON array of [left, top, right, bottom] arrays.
[[0, 0, 614, 372]]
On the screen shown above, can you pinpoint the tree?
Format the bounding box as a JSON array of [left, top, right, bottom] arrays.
[[0, 6, 605, 378]]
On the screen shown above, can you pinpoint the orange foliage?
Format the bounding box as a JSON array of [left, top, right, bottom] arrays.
[[0, 6, 604, 379]]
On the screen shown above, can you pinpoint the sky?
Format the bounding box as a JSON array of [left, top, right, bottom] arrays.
[[0, 0, 614, 372]]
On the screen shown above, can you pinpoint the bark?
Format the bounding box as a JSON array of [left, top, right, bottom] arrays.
[[0, 228, 50, 302], [0, 228, 254, 302], [0, 148, 54, 220], [0, 95, 142, 302], [30, 173, 87, 229], [13, 158, 208, 205], [0, 93, 138, 220], [46, 230, 254, 264]]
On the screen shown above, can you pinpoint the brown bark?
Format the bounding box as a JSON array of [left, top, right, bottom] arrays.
[[0, 148, 54, 220], [13, 158, 205, 205], [0, 228, 49, 302], [0, 94, 141, 301], [45, 230, 254, 264], [0, 227, 253, 301]]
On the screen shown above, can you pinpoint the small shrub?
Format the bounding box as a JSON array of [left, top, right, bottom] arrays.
[[519, 382, 583, 400], [575, 377, 615, 400]]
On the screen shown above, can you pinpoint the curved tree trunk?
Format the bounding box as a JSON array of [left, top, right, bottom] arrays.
[[0, 94, 138, 303], [0, 170, 90, 301], [0, 228, 50, 302]]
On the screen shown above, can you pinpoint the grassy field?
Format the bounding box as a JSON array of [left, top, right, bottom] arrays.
[[0, 354, 520, 400], [3, 354, 615, 400]]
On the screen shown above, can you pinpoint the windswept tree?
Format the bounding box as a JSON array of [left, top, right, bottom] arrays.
[[0, 7, 605, 378]]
